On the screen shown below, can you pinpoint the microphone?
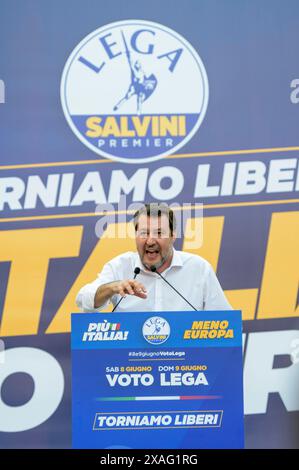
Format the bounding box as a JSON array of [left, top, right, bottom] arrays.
[[150, 265, 198, 311], [112, 267, 141, 312]]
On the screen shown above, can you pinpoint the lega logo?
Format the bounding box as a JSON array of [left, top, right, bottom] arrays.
[[142, 316, 171, 345], [61, 20, 209, 164]]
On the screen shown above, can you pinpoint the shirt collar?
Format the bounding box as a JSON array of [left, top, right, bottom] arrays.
[[171, 248, 183, 268]]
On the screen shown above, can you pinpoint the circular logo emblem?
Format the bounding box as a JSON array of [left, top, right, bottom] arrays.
[[142, 316, 170, 345], [61, 20, 209, 164]]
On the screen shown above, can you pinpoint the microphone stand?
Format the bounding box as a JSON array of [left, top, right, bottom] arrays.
[[150, 265, 198, 311], [112, 267, 141, 312]]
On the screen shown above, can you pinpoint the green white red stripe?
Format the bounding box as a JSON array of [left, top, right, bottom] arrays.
[[96, 395, 221, 401]]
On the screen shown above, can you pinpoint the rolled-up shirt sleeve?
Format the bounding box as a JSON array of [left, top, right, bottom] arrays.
[[75, 262, 117, 312]]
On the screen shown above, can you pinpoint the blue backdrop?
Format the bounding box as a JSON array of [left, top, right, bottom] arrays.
[[0, 0, 298, 449]]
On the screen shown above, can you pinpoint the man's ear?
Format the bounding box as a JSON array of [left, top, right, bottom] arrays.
[[172, 231, 177, 243]]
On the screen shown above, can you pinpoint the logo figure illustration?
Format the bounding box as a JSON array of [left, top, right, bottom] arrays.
[[153, 322, 162, 334], [113, 31, 157, 115]]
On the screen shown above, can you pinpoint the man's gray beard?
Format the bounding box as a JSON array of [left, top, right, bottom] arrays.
[[142, 250, 171, 272]]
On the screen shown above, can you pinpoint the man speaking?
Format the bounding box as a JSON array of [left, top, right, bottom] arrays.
[[76, 203, 231, 312]]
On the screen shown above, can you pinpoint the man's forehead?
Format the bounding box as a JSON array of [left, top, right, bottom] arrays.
[[138, 214, 169, 228]]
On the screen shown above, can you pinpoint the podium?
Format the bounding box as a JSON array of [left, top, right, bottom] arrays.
[[71, 310, 244, 449]]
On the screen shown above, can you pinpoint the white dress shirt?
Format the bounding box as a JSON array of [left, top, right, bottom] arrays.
[[76, 250, 232, 312]]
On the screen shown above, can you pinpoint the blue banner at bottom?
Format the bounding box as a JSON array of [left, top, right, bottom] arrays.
[[71, 310, 244, 449]]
